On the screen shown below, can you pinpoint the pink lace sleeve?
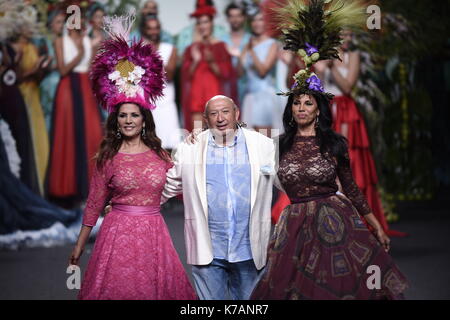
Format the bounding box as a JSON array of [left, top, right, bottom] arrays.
[[166, 160, 174, 171], [82, 162, 112, 227], [336, 150, 372, 216]]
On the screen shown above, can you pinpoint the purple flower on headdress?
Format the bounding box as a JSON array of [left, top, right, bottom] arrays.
[[306, 75, 324, 92], [305, 42, 319, 56], [291, 81, 299, 90]]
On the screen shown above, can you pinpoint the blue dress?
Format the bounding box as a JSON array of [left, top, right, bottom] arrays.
[[0, 117, 80, 236], [241, 38, 281, 128]]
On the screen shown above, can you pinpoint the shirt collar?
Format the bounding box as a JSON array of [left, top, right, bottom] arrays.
[[208, 127, 242, 148]]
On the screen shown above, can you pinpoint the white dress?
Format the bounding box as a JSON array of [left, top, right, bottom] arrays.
[[151, 43, 181, 149], [62, 34, 92, 73]]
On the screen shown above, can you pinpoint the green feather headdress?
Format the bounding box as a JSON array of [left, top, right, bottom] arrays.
[[266, 0, 369, 98]]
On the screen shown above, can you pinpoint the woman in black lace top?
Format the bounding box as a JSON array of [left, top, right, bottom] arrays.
[[250, 92, 408, 300]]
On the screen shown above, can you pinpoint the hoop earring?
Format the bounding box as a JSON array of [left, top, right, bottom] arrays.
[[116, 128, 122, 139], [141, 127, 146, 138]]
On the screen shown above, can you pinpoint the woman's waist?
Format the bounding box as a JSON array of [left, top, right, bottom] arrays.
[[289, 192, 337, 204], [111, 204, 161, 216]]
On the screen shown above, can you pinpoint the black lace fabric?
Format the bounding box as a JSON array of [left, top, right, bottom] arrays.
[[278, 135, 372, 215]]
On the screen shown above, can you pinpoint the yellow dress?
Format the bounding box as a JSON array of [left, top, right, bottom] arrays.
[[18, 41, 49, 195]]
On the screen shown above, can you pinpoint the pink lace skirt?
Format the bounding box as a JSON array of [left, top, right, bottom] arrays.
[[78, 205, 197, 300]]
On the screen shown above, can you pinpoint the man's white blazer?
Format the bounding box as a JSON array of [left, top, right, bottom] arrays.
[[162, 128, 276, 270]]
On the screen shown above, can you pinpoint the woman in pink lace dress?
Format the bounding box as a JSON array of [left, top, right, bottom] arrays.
[[68, 16, 197, 300], [70, 103, 196, 300]]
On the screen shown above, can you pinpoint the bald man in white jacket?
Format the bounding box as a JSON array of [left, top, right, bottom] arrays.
[[161, 95, 277, 300]]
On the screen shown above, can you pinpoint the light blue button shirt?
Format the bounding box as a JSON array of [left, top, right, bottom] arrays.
[[206, 128, 252, 262]]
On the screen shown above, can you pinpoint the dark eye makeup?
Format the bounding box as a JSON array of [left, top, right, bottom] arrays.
[[119, 113, 141, 117]]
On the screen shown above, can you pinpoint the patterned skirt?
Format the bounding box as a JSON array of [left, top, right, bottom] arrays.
[[251, 194, 409, 300]]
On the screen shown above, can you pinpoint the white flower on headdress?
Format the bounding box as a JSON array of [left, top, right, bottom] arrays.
[[109, 64, 146, 97], [116, 77, 127, 87], [134, 65, 145, 76], [108, 70, 121, 81], [127, 73, 140, 85], [118, 83, 140, 97], [127, 65, 145, 85]]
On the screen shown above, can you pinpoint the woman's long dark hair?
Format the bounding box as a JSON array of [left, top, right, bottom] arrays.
[[279, 93, 348, 165], [95, 103, 170, 169]]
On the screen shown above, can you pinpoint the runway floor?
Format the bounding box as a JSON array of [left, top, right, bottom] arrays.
[[0, 199, 449, 300]]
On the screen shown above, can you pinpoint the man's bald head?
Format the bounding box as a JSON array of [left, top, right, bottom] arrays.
[[203, 95, 240, 137], [204, 95, 237, 114]]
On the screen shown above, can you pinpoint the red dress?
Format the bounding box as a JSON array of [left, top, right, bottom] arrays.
[[46, 35, 103, 203], [181, 41, 236, 132], [47, 72, 103, 201], [332, 95, 389, 232]]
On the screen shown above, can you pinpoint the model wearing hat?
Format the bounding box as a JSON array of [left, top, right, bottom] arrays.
[[69, 12, 197, 300], [181, 0, 237, 132], [250, 0, 409, 300]]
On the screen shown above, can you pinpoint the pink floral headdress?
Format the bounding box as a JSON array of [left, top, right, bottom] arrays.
[[90, 11, 165, 113]]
